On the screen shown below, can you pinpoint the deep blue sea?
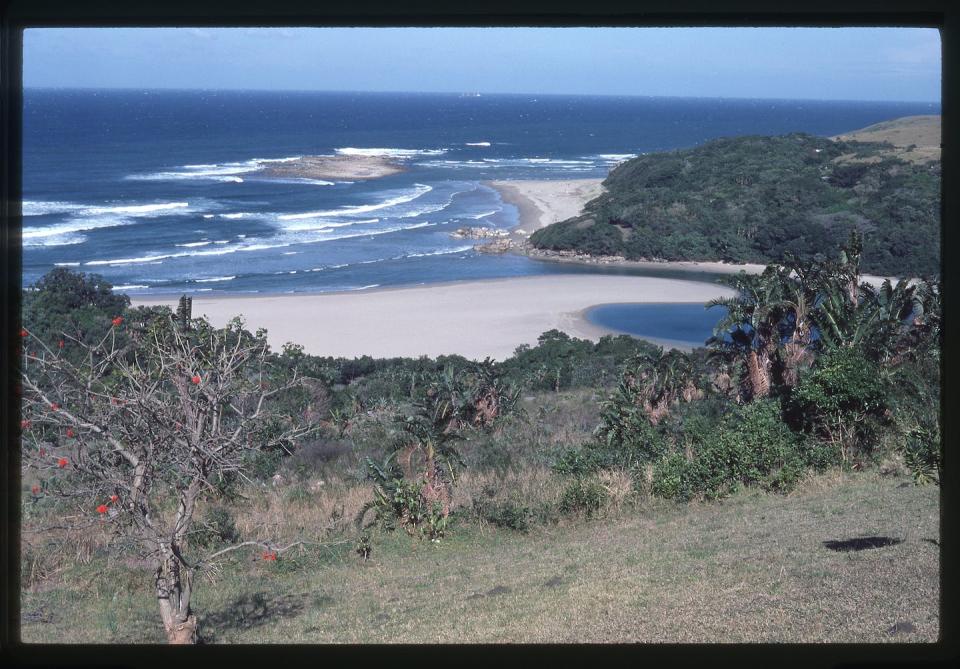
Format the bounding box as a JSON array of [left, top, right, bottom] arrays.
[[23, 89, 938, 301]]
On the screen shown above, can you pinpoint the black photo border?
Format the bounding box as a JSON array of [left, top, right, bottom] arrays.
[[0, 1, 955, 667]]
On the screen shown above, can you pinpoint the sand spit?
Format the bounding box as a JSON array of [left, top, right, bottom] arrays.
[[133, 274, 734, 361], [485, 179, 605, 237]]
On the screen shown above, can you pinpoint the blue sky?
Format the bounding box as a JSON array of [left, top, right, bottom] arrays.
[[24, 27, 941, 102]]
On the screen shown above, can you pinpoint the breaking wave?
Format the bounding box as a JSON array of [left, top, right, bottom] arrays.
[[276, 184, 433, 220], [126, 156, 302, 183], [334, 147, 447, 158]]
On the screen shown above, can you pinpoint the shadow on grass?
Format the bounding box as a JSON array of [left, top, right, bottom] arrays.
[[822, 536, 903, 552], [200, 592, 307, 642]]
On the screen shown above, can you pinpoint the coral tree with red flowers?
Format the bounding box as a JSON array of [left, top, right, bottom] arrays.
[[20, 308, 317, 644]]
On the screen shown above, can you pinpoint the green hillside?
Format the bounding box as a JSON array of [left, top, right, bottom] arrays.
[[530, 127, 940, 276]]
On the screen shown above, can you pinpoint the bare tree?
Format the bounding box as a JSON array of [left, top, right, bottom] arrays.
[[21, 312, 317, 643]]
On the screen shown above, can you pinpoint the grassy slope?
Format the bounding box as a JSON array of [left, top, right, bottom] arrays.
[[832, 115, 941, 164], [21, 472, 939, 644]]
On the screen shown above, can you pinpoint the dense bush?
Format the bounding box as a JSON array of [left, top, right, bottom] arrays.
[[786, 348, 888, 462], [651, 400, 807, 500], [502, 330, 660, 392], [22, 268, 131, 345], [530, 133, 939, 276]]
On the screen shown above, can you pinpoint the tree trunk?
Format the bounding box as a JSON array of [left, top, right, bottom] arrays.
[[166, 615, 198, 644], [746, 349, 770, 399], [155, 549, 197, 644]]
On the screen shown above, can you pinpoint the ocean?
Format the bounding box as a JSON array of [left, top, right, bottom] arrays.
[[23, 89, 938, 298]]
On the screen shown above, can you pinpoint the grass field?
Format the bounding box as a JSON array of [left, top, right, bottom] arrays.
[[20, 470, 939, 644]]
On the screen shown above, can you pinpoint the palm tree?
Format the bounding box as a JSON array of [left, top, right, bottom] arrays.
[[619, 349, 700, 424], [775, 271, 816, 387], [707, 267, 789, 400]]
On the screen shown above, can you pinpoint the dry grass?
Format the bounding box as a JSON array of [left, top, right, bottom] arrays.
[[832, 115, 941, 165], [20, 470, 939, 644], [231, 479, 371, 543], [455, 466, 565, 511]]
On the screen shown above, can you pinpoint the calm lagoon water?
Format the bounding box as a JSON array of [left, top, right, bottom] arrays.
[[586, 302, 728, 349]]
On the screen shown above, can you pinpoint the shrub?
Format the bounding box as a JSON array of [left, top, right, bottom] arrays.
[[559, 477, 608, 517], [355, 457, 449, 541], [552, 445, 612, 477], [244, 449, 284, 481], [787, 348, 887, 463], [651, 452, 694, 500], [284, 438, 352, 479], [652, 400, 803, 501], [472, 498, 530, 532], [902, 425, 941, 485]]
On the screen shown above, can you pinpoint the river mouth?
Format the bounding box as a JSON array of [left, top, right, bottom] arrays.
[[585, 302, 728, 349]]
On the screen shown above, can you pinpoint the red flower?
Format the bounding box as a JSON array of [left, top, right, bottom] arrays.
[[110, 494, 119, 503], [262, 551, 277, 561], [66, 428, 75, 438], [20, 419, 30, 430], [96, 504, 108, 514], [57, 457, 68, 468], [20, 328, 28, 338], [191, 375, 201, 385], [50, 403, 59, 412], [112, 316, 124, 327], [39, 447, 46, 457], [58, 340, 65, 349], [31, 484, 40, 495]]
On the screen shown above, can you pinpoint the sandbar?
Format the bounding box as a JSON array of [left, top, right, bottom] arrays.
[[133, 275, 735, 361]]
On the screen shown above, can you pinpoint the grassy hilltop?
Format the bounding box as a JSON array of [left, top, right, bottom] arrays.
[[530, 116, 941, 277]]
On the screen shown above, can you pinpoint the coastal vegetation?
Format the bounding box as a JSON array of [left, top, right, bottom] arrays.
[[530, 119, 940, 277], [19, 232, 940, 643]]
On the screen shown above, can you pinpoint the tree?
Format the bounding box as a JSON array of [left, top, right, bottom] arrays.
[[21, 311, 317, 643], [22, 268, 130, 345], [707, 267, 790, 400]]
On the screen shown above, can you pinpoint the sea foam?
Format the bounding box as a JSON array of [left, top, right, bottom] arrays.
[[334, 147, 447, 158], [277, 184, 432, 221]]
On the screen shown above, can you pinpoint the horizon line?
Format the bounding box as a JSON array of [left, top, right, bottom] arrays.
[[22, 86, 942, 106]]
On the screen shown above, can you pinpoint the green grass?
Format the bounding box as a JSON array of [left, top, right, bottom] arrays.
[[20, 471, 939, 643]]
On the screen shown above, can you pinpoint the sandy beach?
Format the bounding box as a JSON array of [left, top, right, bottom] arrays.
[[485, 179, 605, 237], [134, 275, 735, 361]]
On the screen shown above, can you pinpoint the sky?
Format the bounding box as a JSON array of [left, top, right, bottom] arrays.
[[23, 27, 941, 102]]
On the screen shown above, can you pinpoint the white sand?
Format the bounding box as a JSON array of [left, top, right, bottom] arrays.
[[485, 179, 605, 236], [134, 275, 735, 361]]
